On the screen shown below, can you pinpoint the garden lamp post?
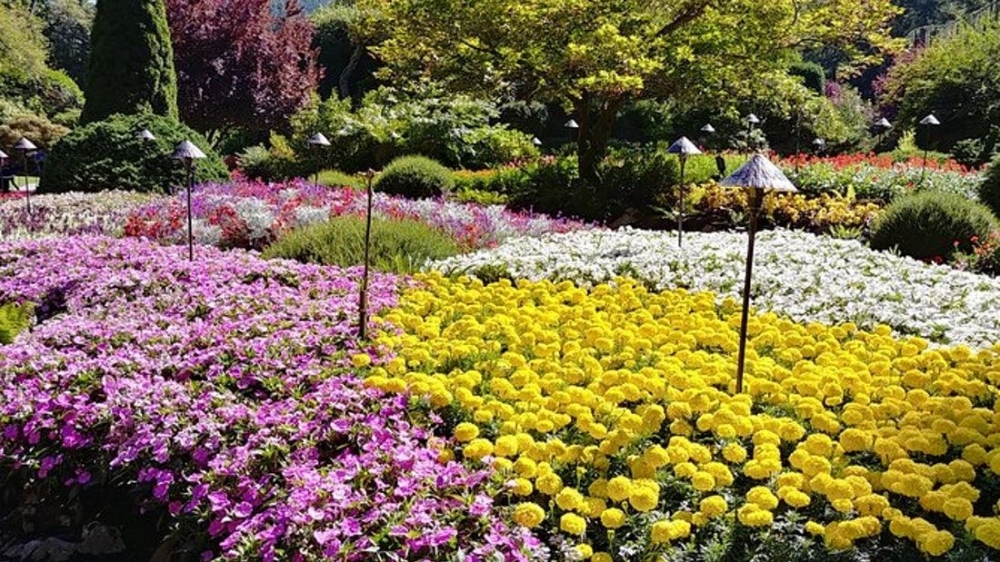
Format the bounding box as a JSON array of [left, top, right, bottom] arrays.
[[667, 136, 702, 248], [0, 150, 7, 193], [532, 137, 542, 147], [307, 132, 331, 184], [136, 128, 156, 142], [812, 137, 826, 156], [720, 154, 797, 394], [919, 113, 940, 184], [358, 168, 377, 341], [701, 123, 716, 135], [13, 138, 37, 214], [874, 117, 892, 148], [744, 113, 760, 152], [565, 119, 579, 130], [170, 140, 207, 261]]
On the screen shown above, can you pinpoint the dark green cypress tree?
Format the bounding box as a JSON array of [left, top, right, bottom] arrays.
[[80, 0, 178, 124]]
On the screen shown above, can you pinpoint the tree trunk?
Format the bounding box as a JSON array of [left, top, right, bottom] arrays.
[[573, 95, 626, 185], [339, 45, 365, 100]]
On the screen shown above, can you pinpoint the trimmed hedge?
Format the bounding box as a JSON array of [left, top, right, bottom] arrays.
[[374, 156, 453, 199], [870, 191, 997, 262], [40, 113, 228, 194]]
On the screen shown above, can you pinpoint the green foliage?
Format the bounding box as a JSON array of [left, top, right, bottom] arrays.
[[289, 87, 539, 173], [870, 191, 997, 261], [0, 112, 71, 151], [374, 155, 454, 199], [788, 61, 826, 93], [310, 2, 381, 99], [317, 169, 366, 190], [81, 0, 178, 124], [262, 214, 461, 273], [41, 0, 94, 86], [0, 302, 32, 345], [41, 113, 228, 194], [0, 3, 83, 118], [977, 154, 1000, 218], [884, 16, 1000, 153]]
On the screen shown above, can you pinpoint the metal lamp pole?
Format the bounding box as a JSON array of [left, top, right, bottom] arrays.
[[744, 113, 760, 153], [720, 154, 798, 393], [13, 138, 37, 214], [667, 136, 703, 248], [359, 168, 376, 341], [307, 132, 331, 184], [874, 117, 892, 151], [919, 114, 940, 184], [170, 141, 207, 261]]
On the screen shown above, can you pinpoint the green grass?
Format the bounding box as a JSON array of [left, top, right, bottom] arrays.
[[0, 302, 32, 344], [316, 170, 367, 190]]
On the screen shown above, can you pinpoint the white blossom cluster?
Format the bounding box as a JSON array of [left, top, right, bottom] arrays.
[[430, 228, 1000, 348]]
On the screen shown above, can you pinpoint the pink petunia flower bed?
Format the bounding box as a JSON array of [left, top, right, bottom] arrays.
[[0, 236, 541, 561], [123, 178, 591, 251]]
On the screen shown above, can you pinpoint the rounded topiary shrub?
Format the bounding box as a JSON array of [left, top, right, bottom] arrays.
[[870, 191, 997, 262], [261, 214, 461, 273], [40, 113, 228, 194], [978, 154, 1000, 218], [374, 155, 453, 199]]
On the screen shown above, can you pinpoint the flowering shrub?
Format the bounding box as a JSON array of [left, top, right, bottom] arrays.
[[370, 273, 1000, 560], [669, 184, 882, 234], [123, 178, 591, 251], [0, 191, 161, 240], [432, 228, 1000, 347], [0, 236, 540, 561], [777, 154, 983, 202]]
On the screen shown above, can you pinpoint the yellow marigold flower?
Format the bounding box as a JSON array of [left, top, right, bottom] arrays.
[[691, 471, 716, 492], [592, 553, 612, 562], [494, 435, 519, 457], [943, 497, 974, 521], [600, 508, 627, 529], [559, 513, 587, 535], [973, 519, 1000, 549], [629, 486, 659, 512], [510, 478, 533, 496], [921, 530, 955, 556], [746, 486, 779, 510], [737, 504, 773, 527], [453, 422, 480, 443], [536, 472, 564, 496], [350, 353, 372, 368], [805, 521, 825, 536], [513, 502, 546, 528], [839, 428, 874, 453], [513, 456, 537, 478], [575, 544, 593, 559], [699, 495, 728, 518], [556, 487, 586, 512], [778, 486, 811, 508], [462, 438, 493, 460], [606, 476, 632, 502], [650, 520, 673, 544]]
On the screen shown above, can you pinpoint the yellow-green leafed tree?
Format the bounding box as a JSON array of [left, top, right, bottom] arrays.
[[354, 0, 902, 182]]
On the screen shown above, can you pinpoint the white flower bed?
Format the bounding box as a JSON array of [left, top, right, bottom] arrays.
[[430, 228, 1000, 347]]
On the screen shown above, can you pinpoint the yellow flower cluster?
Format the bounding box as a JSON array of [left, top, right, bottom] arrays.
[[690, 184, 881, 231], [369, 273, 1000, 559]]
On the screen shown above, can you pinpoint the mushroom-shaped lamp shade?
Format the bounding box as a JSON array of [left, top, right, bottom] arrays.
[[170, 140, 207, 161], [136, 129, 156, 141], [667, 136, 703, 157], [701, 123, 716, 134], [13, 138, 37, 152], [745, 113, 761, 125], [532, 137, 542, 146], [874, 117, 892, 130], [0, 150, 7, 160], [308, 132, 331, 147], [720, 153, 797, 193], [920, 114, 941, 126], [565, 119, 580, 129], [812, 138, 826, 148]]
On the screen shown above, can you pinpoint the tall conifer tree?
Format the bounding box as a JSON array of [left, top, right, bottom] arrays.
[[81, 0, 178, 124]]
